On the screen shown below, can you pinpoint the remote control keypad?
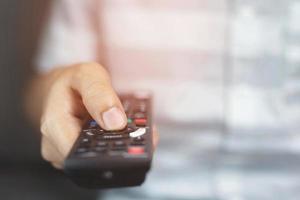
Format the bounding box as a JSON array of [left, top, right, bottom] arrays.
[[74, 96, 149, 157]]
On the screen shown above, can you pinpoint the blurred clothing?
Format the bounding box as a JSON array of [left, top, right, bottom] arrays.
[[36, 0, 226, 123]]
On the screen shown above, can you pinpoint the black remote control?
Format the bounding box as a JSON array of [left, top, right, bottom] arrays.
[[64, 93, 153, 189]]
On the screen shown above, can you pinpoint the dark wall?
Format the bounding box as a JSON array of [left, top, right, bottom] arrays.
[[0, 0, 49, 164]]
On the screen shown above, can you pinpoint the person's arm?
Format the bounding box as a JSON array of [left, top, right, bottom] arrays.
[[25, 63, 127, 169]]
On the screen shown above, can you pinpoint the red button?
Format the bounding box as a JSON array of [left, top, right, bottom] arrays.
[[128, 147, 145, 155], [134, 118, 147, 126]]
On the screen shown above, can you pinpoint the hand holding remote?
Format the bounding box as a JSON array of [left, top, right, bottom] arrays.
[[65, 94, 155, 188], [39, 62, 129, 169]]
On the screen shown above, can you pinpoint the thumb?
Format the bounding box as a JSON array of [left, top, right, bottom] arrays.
[[70, 63, 127, 130]]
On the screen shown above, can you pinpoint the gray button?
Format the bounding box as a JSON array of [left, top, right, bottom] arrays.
[[79, 152, 98, 157]]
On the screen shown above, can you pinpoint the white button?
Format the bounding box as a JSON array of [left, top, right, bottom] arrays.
[[86, 131, 94, 136], [129, 128, 146, 138], [102, 171, 113, 179]]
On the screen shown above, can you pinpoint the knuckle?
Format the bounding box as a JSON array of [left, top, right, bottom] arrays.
[[40, 116, 55, 138], [41, 142, 51, 162], [40, 119, 49, 137], [40, 113, 54, 136]]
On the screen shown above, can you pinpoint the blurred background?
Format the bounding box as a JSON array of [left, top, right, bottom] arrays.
[[1, 0, 300, 199]]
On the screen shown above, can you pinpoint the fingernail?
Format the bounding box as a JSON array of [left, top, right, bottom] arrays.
[[102, 107, 126, 130]]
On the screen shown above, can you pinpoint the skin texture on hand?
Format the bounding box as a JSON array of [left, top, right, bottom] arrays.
[[26, 62, 158, 169]]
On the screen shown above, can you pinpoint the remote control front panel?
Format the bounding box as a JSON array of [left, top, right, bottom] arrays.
[[64, 94, 153, 188]]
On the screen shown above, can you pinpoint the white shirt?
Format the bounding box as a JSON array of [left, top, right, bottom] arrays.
[[36, 0, 227, 124]]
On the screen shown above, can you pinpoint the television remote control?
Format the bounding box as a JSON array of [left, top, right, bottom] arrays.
[[64, 93, 153, 189]]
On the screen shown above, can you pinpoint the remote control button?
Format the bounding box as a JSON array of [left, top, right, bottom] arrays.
[[136, 102, 147, 112], [96, 141, 108, 147], [114, 141, 126, 147], [84, 128, 98, 133], [102, 171, 113, 179], [79, 138, 91, 148], [129, 128, 146, 138], [94, 146, 106, 153], [127, 118, 133, 124], [95, 129, 104, 134], [134, 136, 144, 142], [134, 118, 147, 126], [85, 131, 95, 136], [89, 120, 98, 128], [109, 145, 127, 155], [127, 112, 134, 119], [134, 112, 145, 119], [131, 137, 145, 145], [128, 146, 145, 155], [122, 99, 131, 112], [81, 138, 90, 143], [131, 141, 145, 146], [101, 134, 129, 140], [76, 147, 88, 154]]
